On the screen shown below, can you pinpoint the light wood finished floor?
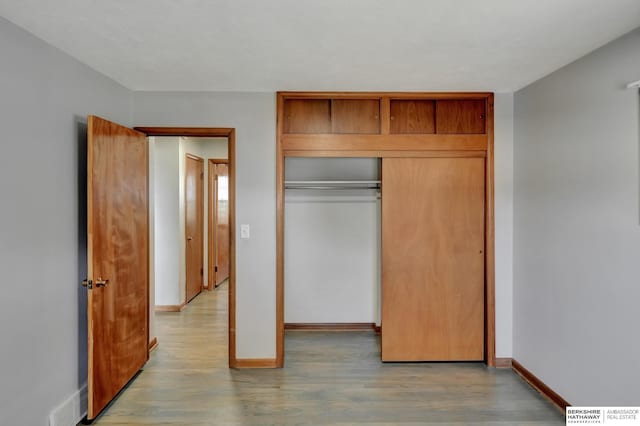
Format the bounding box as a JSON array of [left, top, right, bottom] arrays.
[[92, 282, 564, 425]]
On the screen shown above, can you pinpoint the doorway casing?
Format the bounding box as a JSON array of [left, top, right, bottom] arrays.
[[137, 127, 238, 367]]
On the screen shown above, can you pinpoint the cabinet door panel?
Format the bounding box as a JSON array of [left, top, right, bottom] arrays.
[[390, 100, 435, 134], [436, 100, 486, 134], [331, 99, 380, 134], [284, 99, 331, 133]]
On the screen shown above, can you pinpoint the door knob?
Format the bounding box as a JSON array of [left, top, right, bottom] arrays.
[[187, 236, 193, 241], [81, 279, 93, 289], [95, 278, 109, 288]]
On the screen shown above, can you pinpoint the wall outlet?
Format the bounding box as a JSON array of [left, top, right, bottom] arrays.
[[241, 224, 250, 239]]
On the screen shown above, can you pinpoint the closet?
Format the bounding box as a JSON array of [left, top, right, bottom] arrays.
[[276, 92, 495, 366]]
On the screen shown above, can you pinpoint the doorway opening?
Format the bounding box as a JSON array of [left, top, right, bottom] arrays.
[[85, 119, 237, 421], [138, 127, 237, 368], [149, 136, 230, 310]]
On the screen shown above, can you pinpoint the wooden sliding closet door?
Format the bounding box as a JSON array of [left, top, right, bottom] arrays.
[[381, 157, 485, 361]]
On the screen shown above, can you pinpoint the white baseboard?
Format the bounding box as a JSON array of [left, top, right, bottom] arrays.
[[49, 383, 87, 426]]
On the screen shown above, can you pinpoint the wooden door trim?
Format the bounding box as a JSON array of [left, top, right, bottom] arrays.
[[135, 127, 237, 368], [208, 159, 229, 289], [485, 95, 496, 367], [184, 153, 205, 301], [186, 153, 204, 161], [275, 92, 496, 368]]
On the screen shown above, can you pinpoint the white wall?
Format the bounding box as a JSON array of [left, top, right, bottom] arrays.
[[514, 28, 640, 405], [133, 92, 277, 358], [0, 17, 132, 426], [284, 158, 381, 324], [151, 137, 181, 306]]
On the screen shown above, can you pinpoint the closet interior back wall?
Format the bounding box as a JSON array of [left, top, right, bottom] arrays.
[[284, 158, 381, 325]]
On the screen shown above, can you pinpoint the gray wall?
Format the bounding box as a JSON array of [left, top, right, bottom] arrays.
[[514, 28, 640, 405], [0, 17, 132, 426]]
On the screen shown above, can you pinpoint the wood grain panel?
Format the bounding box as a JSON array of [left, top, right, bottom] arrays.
[[185, 154, 204, 303], [215, 163, 230, 285], [283, 99, 331, 133], [282, 134, 487, 151], [436, 99, 486, 134], [390, 100, 435, 134], [87, 116, 149, 419], [331, 99, 380, 134], [381, 158, 485, 361]]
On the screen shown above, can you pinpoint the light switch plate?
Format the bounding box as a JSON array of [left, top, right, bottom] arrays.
[[240, 224, 250, 239]]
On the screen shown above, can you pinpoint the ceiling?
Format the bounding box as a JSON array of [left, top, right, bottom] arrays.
[[1, 0, 639, 92]]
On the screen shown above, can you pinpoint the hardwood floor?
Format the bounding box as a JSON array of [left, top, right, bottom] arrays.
[[92, 282, 564, 425]]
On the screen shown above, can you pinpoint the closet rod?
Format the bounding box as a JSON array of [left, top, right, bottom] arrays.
[[284, 180, 381, 190], [285, 180, 381, 185], [285, 186, 379, 190]]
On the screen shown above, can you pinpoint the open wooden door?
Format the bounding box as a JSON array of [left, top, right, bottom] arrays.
[[85, 116, 149, 420], [214, 163, 230, 285]]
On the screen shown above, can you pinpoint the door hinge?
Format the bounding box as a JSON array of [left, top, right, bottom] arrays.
[[201, 172, 204, 179], [200, 268, 204, 276], [215, 266, 218, 272]]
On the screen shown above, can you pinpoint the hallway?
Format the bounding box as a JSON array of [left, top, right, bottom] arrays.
[[93, 283, 564, 425]]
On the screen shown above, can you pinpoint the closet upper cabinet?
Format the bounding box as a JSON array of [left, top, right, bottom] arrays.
[[435, 99, 486, 134], [283, 99, 332, 134], [283, 98, 381, 134]]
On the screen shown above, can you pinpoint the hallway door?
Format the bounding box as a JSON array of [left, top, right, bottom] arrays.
[[185, 154, 204, 302], [86, 115, 149, 420]]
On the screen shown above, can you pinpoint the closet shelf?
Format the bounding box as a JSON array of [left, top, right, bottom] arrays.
[[284, 180, 380, 190]]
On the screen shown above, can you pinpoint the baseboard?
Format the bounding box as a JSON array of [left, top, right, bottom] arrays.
[[148, 337, 158, 354], [285, 322, 377, 331], [155, 303, 185, 312], [49, 383, 87, 426], [495, 357, 512, 368], [233, 358, 277, 368], [512, 359, 570, 413]]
